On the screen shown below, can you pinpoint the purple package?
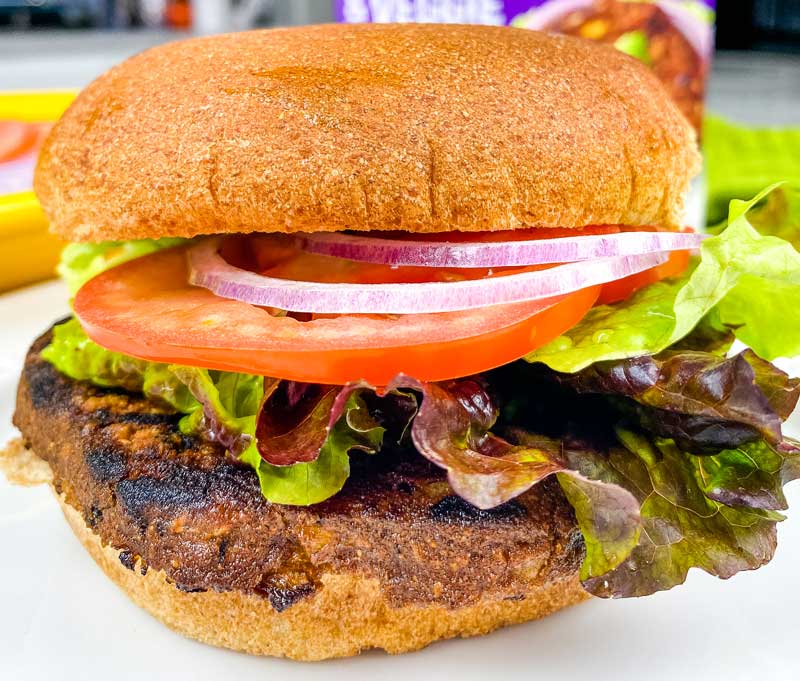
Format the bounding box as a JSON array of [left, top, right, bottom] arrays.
[[334, 0, 716, 132]]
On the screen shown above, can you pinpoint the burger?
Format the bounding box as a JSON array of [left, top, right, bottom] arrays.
[[4, 23, 800, 661]]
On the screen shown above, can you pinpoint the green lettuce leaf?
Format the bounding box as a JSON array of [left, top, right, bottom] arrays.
[[42, 318, 262, 452], [582, 429, 784, 598], [58, 238, 187, 295], [242, 390, 385, 506], [527, 184, 800, 372], [170, 366, 265, 455], [41, 318, 197, 412], [168, 370, 386, 505], [697, 438, 800, 511], [683, 186, 800, 359], [41, 318, 385, 505], [713, 184, 800, 250]]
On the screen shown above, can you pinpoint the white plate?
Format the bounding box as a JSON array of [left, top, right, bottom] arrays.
[[1, 281, 799, 681]]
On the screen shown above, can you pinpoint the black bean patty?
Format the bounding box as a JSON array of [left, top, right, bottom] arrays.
[[13, 326, 583, 612]]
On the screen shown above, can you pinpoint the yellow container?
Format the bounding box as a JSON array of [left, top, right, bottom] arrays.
[[0, 90, 76, 292], [0, 90, 76, 122], [0, 192, 64, 291]]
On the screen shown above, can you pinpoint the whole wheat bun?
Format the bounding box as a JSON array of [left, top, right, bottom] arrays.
[[35, 23, 699, 242], [58, 495, 588, 660]]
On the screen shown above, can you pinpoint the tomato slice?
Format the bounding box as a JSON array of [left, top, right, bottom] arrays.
[[73, 246, 599, 385], [597, 250, 690, 305], [0, 121, 44, 164]]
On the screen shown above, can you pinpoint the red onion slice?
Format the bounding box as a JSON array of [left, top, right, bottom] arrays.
[[299, 230, 703, 268], [188, 239, 668, 314]]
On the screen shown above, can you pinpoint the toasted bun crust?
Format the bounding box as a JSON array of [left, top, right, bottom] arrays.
[[58, 494, 588, 660], [36, 23, 699, 241]]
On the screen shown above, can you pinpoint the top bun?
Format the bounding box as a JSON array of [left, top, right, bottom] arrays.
[[35, 23, 699, 242]]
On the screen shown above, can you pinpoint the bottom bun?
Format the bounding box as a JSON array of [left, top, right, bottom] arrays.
[[57, 492, 589, 660]]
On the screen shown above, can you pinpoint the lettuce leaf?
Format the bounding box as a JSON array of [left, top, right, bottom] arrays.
[[697, 438, 800, 511], [383, 376, 643, 577], [527, 184, 800, 372], [581, 429, 785, 598], [716, 183, 800, 250], [254, 382, 385, 466], [704, 116, 800, 225], [558, 349, 799, 450], [169, 369, 385, 505], [242, 390, 385, 506], [380, 371, 799, 597], [169, 366, 265, 456], [41, 318, 198, 412], [41, 318, 384, 505], [58, 238, 187, 295]]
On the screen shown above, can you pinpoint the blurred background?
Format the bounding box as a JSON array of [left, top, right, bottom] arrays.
[[0, 0, 798, 291], [1, 1, 799, 122]]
